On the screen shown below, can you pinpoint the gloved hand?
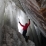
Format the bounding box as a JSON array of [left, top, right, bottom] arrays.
[[19, 22, 20, 23], [29, 19, 30, 21]]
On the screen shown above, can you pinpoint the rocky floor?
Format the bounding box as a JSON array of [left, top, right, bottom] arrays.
[[2, 25, 35, 46]]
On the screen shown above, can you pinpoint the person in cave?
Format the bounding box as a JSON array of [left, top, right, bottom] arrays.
[[19, 19, 30, 42]]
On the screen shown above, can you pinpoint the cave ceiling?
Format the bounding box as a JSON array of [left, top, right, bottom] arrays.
[[12, 0, 46, 37]]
